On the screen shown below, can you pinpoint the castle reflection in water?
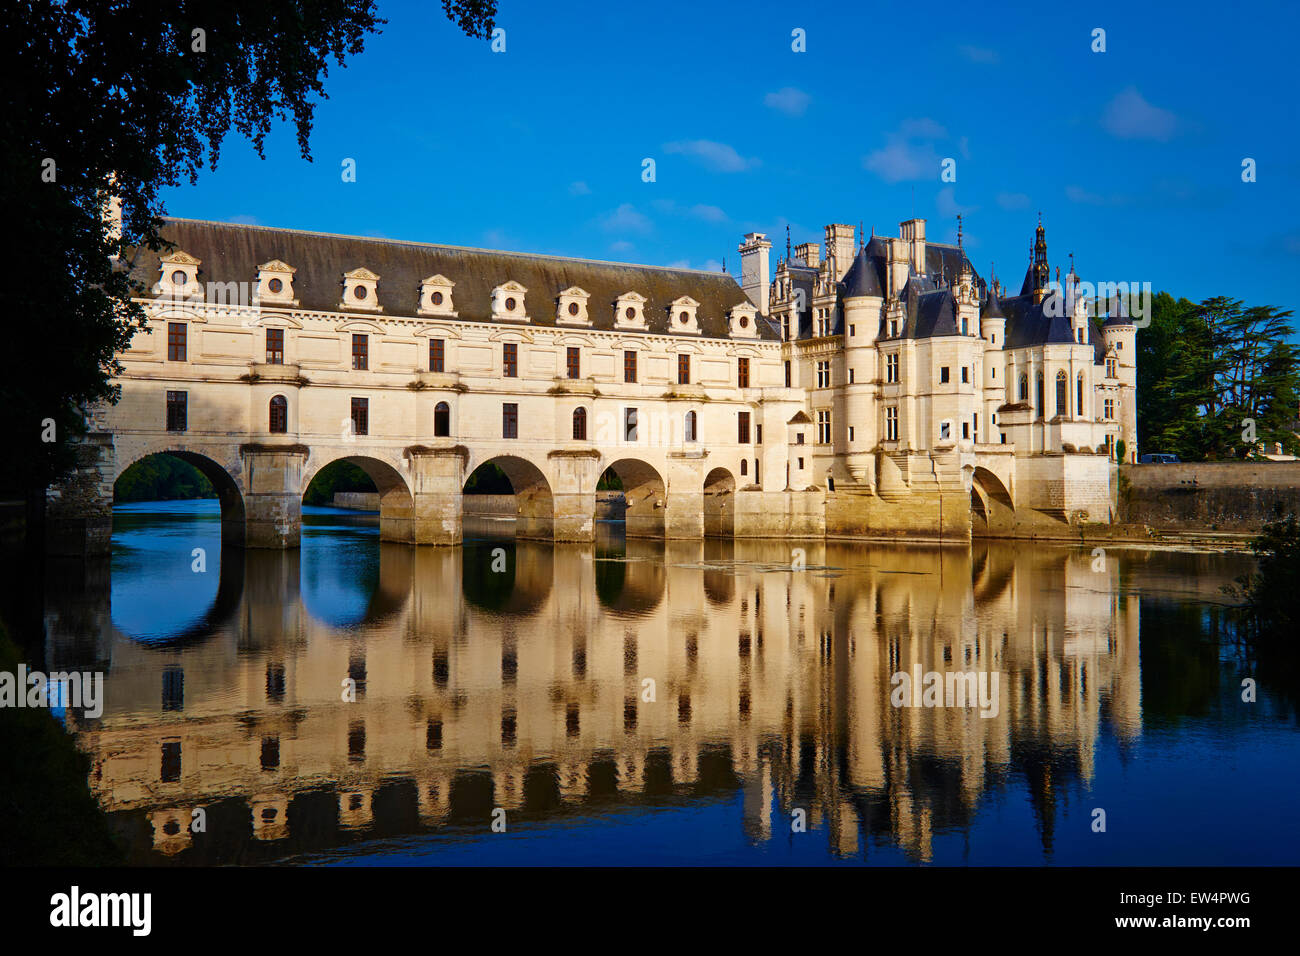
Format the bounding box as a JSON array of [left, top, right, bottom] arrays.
[[44, 520, 1162, 864]]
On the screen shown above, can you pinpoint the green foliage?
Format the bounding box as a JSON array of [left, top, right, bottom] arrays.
[[1138, 294, 1300, 460], [464, 463, 512, 494], [114, 454, 216, 502], [1235, 512, 1300, 641], [1115, 439, 1126, 463], [596, 468, 625, 491], [303, 461, 376, 506], [1, 0, 496, 496]]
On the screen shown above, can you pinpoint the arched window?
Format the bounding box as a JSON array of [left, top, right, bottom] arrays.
[[1055, 370, 1068, 416], [572, 406, 587, 441], [268, 395, 288, 433], [1036, 373, 1044, 413], [961, 316, 968, 335], [1076, 374, 1085, 417], [740, 459, 748, 476], [684, 410, 698, 443], [1019, 375, 1028, 402], [434, 401, 450, 437]]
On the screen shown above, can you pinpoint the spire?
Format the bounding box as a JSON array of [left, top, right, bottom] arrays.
[[786, 224, 791, 260], [956, 214, 963, 249], [1032, 214, 1050, 303], [859, 221, 864, 252]]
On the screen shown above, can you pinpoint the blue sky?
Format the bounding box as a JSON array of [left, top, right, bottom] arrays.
[[163, 0, 1300, 319]]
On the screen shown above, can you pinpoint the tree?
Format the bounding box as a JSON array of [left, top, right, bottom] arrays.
[[0, 0, 496, 500], [1137, 293, 1299, 460]]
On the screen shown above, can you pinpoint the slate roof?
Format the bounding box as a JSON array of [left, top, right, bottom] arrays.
[[130, 218, 776, 340]]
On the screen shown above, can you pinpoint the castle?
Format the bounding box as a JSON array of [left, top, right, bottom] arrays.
[[47, 212, 1137, 551]]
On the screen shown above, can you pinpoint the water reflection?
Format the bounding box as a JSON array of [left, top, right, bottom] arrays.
[[31, 504, 1300, 865]]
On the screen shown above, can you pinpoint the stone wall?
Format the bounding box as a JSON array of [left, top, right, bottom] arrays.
[[1119, 461, 1300, 531], [332, 492, 380, 511]]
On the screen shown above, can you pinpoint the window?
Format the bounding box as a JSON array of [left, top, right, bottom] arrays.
[[1104, 398, 1115, 419], [887, 354, 899, 383], [1077, 374, 1085, 416], [624, 350, 637, 383], [624, 408, 638, 442], [1056, 370, 1068, 416], [974, 413, 979, 441], [738, 357, 750, 388], [756, 424, 763, 445], [849, 324, 856, 337], [849, 426, 855, 442], [754, 459, 761, 484], [796, 432, 805, 445], [817, 409, 831, 445], [266, 328, 284, 365], [1106, 357, 1117, 378], [434, 401, 450, 437], [738, 411, 751, 444], [678, 353, 691, 385], [849, 368, 855, 384], [684, 410, 697, 442], [962, 421, 970, 440], [885, 406, 898, 441], [940, 366, 950, 384], [165, 390, 187, 432], [889, 320, 898, 337], [502, 403, 518, 439], [784, 360, 792, 388], [351, 334, 368, 370], [961, 316, 968, 335], [350, 397, 368, 436], [566, 347, 581, 379], [1037, 373, 1045, 413], [572, 406, 587, 440], [961, 366, 969, 384], [797, 457, 804, 470], [816, 361, 831, 388], [740, 459, 748, 476], [503, 342, 518, 378], [1019, 375, 1028, 401], [940, 420, 951, 441], [268, 395, 288, 434], [167, 322, 187, 362], [429, 338, 445, 373]]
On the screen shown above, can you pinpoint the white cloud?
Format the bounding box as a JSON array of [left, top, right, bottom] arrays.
[[997, 192, 1032, 210], [568, 181, 591, 196], [650, 199, 729, 223], [1066, 184, 1129, 206], [610, 240, 634, 253], [764, 87, 811, 117], [1101, 87, 1178, 141], [863, 118, 951, 183], [663, 139, 759, 173], [936, 186, 978, 219], [229, 214, 260, 225], [958, 44, 999, 64], [599, 203, 652, 234]]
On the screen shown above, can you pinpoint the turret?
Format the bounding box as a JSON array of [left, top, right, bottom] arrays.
[[981, 275, 1008, 443]]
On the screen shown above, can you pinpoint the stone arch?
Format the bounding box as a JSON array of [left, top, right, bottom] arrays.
[[110, 544, 246, 647], [303, 452, 415, 543], [464, 454, 554, 540], [704, 466, 736, 537], [603, 457, 666, 538], [114, 447, 248, 546], [971, 466, 1015, 537]]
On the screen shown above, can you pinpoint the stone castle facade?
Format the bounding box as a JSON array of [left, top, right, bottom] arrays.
[[46, 213, 1137, 551]]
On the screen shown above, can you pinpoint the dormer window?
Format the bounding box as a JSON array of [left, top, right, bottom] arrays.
[[341, 268, 381, 311], [729, 302, 759, 338], [155, 251, 201, 300], [491, 281, 529, 322], [256, 260, 297, 305], [419, 275, 457, 317], [670, 296, 700, 334], [614, 292, 647, 330], [557, 287, 591, 325]]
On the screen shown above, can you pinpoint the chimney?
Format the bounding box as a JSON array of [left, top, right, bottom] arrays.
[[899, 218, 926, 273], [738, 232, 772, 313], [794, 242, 819, 268], [824, 224, 855, 281]]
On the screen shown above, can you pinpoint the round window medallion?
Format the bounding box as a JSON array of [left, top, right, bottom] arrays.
[[625, 307, 636, 320], [568, 302, 580, 316], [171, 270, 187, 286], [431, 291, 443, 305], [354, 285, 368, 300], [505, 297, 517, 311], [679, 311, 689, 324], [740, 316, 749, 328], [267, 278, 283, 294]]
